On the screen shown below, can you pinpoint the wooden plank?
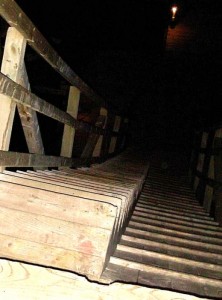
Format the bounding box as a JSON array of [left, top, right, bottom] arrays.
[[115, 244, 222, 279], [135, 205, 217, 225], [125, 227, 222, 254], [60, 86, 80, 158], [16, 63, 45, 159], [121, 235, 222, 265], [0, 180, 116, 230], [0, 234, 103, 277], [128, 220, 222, 244], [0, 205, 112, 279], [0, 150, 85, 167], [0, 0, 104, 107], [0, 206, 111, 256], [0, 27, 26, 172], [20, 170, 134, 195]]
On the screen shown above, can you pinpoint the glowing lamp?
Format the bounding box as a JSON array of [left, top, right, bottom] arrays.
[[171, 6, 178, 20]]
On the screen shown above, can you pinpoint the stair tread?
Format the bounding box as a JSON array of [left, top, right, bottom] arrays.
[[120, 234, 222, 264], [114, 244, 222, 279], [131, 214, 222, 236], [125, 227, 222, 254], [136, 203, 214, 220], [135, 206, 218, 225], [104, 258, 222, 297]]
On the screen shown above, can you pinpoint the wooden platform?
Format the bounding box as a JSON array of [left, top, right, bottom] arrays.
[[0, 151, 149, 280]]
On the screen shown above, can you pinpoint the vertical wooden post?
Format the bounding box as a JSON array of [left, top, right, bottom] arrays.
[[0, 27, 26, 172], [196, 130, 215, 205], [92, 107, 107, 158], [108, 115, 121, 154], [213, 137, 222, 225], [60, 86, 80, 158]]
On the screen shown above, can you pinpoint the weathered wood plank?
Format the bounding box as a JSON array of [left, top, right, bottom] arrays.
[[0, 27, 26, 172], [0, 179, 116, 230], [0, 206, 111, 256], [115, 244, 222, 279], [16, 63, 45, 159], [0, 0, 104, 106], [0, 234, 104, 277], [60, 86, 80, 158], [120, 234, 222, 265], [109, 257, 222, 298], [0, 150, 85, 167]]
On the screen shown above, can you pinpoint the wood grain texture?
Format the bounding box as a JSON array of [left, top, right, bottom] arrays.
[[0, 259, 208, 300], [0, 27, 26, 172]]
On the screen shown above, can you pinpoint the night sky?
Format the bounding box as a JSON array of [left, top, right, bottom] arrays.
[[9, 0, 222, 153]]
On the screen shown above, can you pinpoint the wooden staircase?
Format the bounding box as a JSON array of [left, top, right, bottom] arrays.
[[102, 162, 222, 298]]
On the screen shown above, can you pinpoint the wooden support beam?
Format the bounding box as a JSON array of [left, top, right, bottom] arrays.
[[0, 27, 26, 172], [213, 137, 222, 225], [0, 150, 85, 168], [81, 115, 106, 164], [0, 0, 104, 107], [17, 64, 45, 157], [93, 107, 108, 158], [109, 116, 121, 154], [60, 87, 80, 158]]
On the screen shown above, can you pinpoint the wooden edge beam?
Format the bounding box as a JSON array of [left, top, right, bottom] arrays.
[[0, 150, 86, 168]]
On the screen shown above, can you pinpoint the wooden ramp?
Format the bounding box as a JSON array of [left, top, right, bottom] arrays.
[[102, 161, 222, 298], [0, 150, 149, 280]]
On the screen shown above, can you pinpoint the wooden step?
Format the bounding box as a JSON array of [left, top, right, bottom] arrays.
[[136, 202, 214, 221], [128, 221, 222, 245], [138, 200, 208, 216], [125, 227, 222, 254], [131, 214, 222, 236], [114, 244, 222, 279], [120, 235, 222, 265], [139, 195, 204, 210], [134, 205, 218, 225], [103, 257, 222, 298], [142, 189, 196, 201]]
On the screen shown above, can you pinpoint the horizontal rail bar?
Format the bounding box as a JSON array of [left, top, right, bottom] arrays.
[[0, 150, 86, 167], [0, 72, 103, 134], [0, 0, 104, 107]]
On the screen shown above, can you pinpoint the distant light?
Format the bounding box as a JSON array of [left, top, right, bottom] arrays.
[[171, 6, 178, 20]]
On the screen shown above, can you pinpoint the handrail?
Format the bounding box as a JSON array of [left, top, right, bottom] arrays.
[[0, 0, 104, 107], [0, 72, 103, 135], [0, 0, 128, 169]]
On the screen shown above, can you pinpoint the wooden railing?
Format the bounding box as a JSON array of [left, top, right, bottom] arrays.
[[189, 126, 222, 225], [0, 0, 128, 171]]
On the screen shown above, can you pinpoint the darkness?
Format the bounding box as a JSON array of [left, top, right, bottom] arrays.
[[10, 0, 222, 155]]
